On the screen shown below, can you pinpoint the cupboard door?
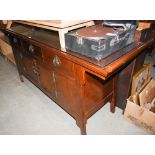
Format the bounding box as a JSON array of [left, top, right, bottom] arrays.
[[39, 64, 55, 98], [53, 71, 79, 113]]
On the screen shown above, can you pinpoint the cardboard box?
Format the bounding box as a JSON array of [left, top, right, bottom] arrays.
[[0, 34, 16, 65], [124, 79, 155, 134]]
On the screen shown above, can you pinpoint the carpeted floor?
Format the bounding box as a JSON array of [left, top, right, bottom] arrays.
[[0, 53, 154, 135]]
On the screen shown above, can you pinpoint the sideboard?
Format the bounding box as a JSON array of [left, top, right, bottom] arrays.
[[2, 23, 154, 134]]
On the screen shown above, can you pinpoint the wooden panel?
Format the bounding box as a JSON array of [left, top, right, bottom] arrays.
[[84, 72, 113, 116], [133, 50, 146, 73], [116, 60, 135, 110], [53, 71, 78, 114], [116, 50, 146, 110]]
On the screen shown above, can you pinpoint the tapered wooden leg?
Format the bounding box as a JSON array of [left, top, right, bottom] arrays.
[[80, 122, 86, 135], [110, 75, 117, 113], [76, 120, 87, 135], [19, 74, 24, 82], [110, 94, 115, 113]]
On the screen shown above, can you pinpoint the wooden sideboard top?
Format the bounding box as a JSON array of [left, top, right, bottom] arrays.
[[4, 24, 154, 80]]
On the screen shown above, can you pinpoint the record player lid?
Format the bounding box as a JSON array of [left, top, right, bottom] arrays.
[[76, 25, 123, 39]]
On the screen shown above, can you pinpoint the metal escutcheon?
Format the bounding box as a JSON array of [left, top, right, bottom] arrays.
[[52, 72, 57, 83], [53, 55, 61, 67], [52, 90, 58, 98], [29, 44, 35, 53]]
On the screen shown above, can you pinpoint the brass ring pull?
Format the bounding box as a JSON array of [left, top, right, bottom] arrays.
[[53, 55, 61, 67]]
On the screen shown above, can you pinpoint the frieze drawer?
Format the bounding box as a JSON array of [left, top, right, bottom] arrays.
[[42, 48, 75, 78], [21, 40, 42, 60]]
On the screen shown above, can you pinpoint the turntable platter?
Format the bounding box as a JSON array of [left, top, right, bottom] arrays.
[[76, 25, 123, 39]]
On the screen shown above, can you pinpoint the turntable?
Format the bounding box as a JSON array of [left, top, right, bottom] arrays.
[[65, 21, 137, 61]]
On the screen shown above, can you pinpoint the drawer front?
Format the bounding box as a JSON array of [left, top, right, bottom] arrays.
[[42, 49, 74, 78], [22, 55, 40, 84], [21, 40, 42, 60]]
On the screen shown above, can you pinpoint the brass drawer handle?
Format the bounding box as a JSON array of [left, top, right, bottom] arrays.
[[52, 90, 58, 98], [36, 71, 40, 77], [32, 65, 39, 71], [53, 56, 61, 67], [33, 69, 40, 77], [32, 68, 37, 74], [29, 44, 35, 53], [52, 72, 57, 83], [32, 65, 40, 77]]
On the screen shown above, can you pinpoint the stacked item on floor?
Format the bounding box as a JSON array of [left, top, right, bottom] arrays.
[[124, 64, 155, 134], [0, 24, 16, 65], [134, 21, 151, 42]]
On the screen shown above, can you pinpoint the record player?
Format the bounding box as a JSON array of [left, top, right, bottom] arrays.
[[65, 21, 137, 61]]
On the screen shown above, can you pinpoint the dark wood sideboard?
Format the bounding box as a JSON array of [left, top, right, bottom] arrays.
[[2, 24, 154, 134]]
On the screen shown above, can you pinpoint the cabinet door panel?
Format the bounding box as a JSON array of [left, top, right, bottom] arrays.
[[54, 71, 79, 114], [39, 64, 55, 97]]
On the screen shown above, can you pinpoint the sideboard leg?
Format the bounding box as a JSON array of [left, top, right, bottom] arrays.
[[19, 74, 24, 82], [110, 76, 117, 113], [80, 122, 87, 135], [110, 94, 115, 113], [76, 120, 87, 135]]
